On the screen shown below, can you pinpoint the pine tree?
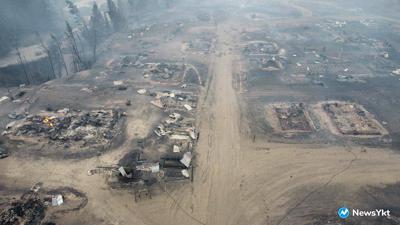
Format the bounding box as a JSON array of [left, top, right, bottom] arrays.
[[90, 2, 106, 34], [65, 21, 85, 72], [51, 34, 69, 76], [107, 0, 125, 31], [65, 0, 79, 15], [36, 32, 57, 80], [104, 12, 111, 32], [89, 2, 105, 62]]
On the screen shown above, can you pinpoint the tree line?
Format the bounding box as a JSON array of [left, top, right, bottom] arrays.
[[2, 0, 178, 86], [58, 0, 127, 75]]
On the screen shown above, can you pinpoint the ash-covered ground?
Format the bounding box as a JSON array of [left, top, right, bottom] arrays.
[[1, 0, 400, 225]]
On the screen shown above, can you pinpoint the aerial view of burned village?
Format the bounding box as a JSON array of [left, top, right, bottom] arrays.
[[1, 0, 400, 224]]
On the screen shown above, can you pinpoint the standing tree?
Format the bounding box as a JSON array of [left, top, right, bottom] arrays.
[[104, 12, 111, 33], [91, 3, 106, 33], [65, 21, 85, 72], [65, 0, 90, 48], [107, 0, 125, 31], [14, 41, 31, 85], [36, 32, 57, 80], [89, 2, 106, 63], [0, 0, 59, 57], [51, 34, 69, 76], [65, 0, 86, 28], [117, 0, 127, 18], [65, 0, 79, 15]]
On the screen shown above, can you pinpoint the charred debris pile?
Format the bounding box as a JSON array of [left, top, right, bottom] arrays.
[[100, 53, 202, 199], [322, 101, 386, 136], [275, 103, 312, 132], [3, 108, 125, 150], [89, 88, 199, 200], [0, 184, 87, 225]]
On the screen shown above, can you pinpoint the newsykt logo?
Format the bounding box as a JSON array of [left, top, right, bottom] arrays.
[[338, 207, 391, 219], [338, 207, 350, 219]]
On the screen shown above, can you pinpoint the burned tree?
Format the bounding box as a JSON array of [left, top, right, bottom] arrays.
[[104, 12, 112, 33], [117, 0, 128, 18], [0, 17, 12, 57], [51, 34, 69, 76], [36, 32, 57, 80], [0, 0, 59, 57], [65, 0, 79, 15], [107, 0, 125, 31], [14, 39, 31, 85], [65, 0, 91, 55], [65, 21, 86, 72], [89, 2, 106, 63], [65, 0, 86, 29], [91, 3, 106, 33], [15, 47, 31, 85]]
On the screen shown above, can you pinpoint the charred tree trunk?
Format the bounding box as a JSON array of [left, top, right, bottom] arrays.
[[37, 32, 56, 80], [51, 34, 69, 76], [92, 28, 97, 63], [65, 21, 85, 72], [15, 45, 31, 85]]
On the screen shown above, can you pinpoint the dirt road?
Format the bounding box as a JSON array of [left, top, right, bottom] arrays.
[[194, 23, 243, 225]]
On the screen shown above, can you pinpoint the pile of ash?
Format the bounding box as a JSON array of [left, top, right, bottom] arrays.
[[4, 108, 124, 149], [0, 195, 45, 225], [0, 185, 87, 225], [143, 63, 182, 80]]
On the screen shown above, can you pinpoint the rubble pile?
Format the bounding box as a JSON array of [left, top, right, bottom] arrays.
[[0, 147, 9, 159], [244, 41, 279, 55], [148, 90, 197, 112], [128, 24, 154, 38], [154, 113, 197, 140], [274, 103, 312, 132], [120, 54, 147, 69], [143, 63, 183, 81], [323, 102, 384, 136], [0, 196, 45, 225], [336, 74, 366, 83], [160, 153, 192, 180], [152, 110, 197, 179], [187, 33, 215, 53], [4, 109, 124, 149], [105, 110, 197, 186], [292, 62, 325, 76], [259, 57, 283, 71], [0, 185, 87, 225], [96, 63, 201, 194]]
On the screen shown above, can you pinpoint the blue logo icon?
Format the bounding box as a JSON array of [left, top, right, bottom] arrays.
[[338, 207, 350, 219]]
